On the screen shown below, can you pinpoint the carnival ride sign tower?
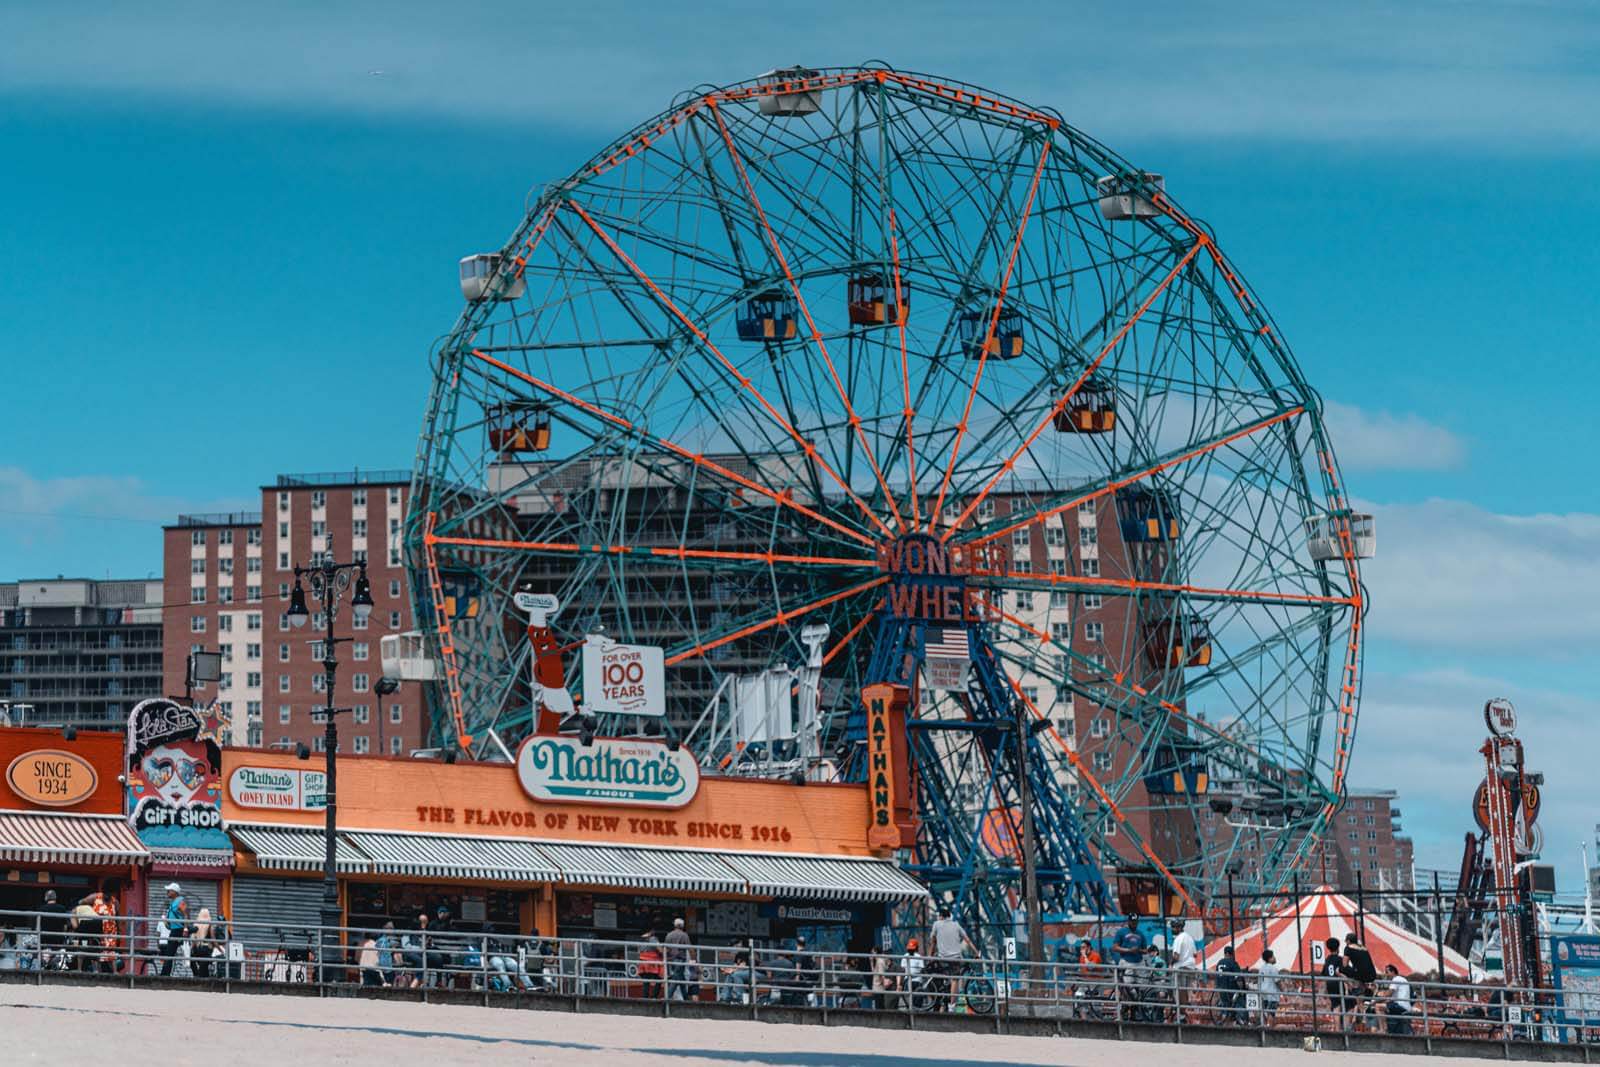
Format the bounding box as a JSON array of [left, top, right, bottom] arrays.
[[1477, 698, 1543, 988]]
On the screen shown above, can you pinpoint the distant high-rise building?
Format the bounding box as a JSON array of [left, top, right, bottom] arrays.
[[0, 578, 163, 731], [161, 470, 425, 755]]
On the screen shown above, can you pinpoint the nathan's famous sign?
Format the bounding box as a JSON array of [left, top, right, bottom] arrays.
[[877, 533, 1005, 623], [517, 735, 699, 809]]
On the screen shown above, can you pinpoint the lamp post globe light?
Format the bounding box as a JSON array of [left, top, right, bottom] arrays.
[[287, 539, 374, 981]]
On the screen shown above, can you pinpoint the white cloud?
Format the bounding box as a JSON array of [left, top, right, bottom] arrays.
[[1360, 499, 1600, 654], [1, 2, 1597, 146], [1353, 666, 1592, 883], [1323, 402, 1466, 472]]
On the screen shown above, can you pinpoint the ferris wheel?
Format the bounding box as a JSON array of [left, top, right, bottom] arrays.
[[406, 65, 1372, 923]]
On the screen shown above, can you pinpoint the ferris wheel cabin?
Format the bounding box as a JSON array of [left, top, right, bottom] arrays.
[[1144, 613, 1212, 670], [487, 401, 552, 454], [846, 273, 908, 326], [1096, 173, 1166, 221], [380, 631, 439, 681], [1115, 485, 1181, 543], [736, 289, 799, 342], [1143, 740, 1210, 796], [957, 307, 1024, 360], [459, 253, 527, 302], [1304, 511, 1376, 561], [757, 67, 822, 117], [1053, 376, 1117, 434]]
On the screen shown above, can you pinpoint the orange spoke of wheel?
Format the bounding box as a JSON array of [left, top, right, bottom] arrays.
[[888, 209, 919, 529], [665, 575, 891, 667], [466, 348, 876, 550], [945, 236, 1209, 541], [425, 531, 875, 571], [711, 102, 904, 533], [564, 198, 892, 540], [1004, 673, 1198, 914], [964, 406, 1306, 550], [928, 139, 1052, 535], [990, 567, 1354, 608]]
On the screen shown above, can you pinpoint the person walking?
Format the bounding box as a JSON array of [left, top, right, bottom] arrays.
[[1342, 931, 1378, 1030], [1320, 936, 1351, 1029], [157, 883, 189, 977], [1168, 920, 1198, 1022], [928, 905, 976, 1011], [1255, 948, 1283, 1022], [1214, 944, 1245, 1024], [664, 917, 693, 1001], [1381, 964, 1413, 1035], [189, 906, 216, 979], [38, 889, 70, 970]]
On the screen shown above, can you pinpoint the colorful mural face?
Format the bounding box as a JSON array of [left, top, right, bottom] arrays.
[[126, 698, 228, 850]]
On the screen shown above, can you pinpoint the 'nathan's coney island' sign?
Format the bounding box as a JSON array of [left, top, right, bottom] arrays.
[[516, 736, 698, 808]]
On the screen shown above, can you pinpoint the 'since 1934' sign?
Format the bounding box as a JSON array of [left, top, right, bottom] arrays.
[[5, 749, 99, 808], [516, 736, 699, 808]]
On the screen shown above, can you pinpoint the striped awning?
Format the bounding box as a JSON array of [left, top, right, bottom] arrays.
[[0, 812, 149, 867], [721, 852, 931, 902], [230, 823, 371, 873], [536, 842, 747, 894], [341, 829, 561, 881]]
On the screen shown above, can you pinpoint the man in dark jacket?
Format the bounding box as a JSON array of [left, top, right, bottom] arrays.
[[1214, 945, 1245, 1023], [1342, 932, 1378, 1029], [37, 890, 70, 966], [1321, 937, 1352, 1026]]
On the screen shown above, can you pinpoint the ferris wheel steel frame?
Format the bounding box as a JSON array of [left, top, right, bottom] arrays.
[[405, 65, 1368, 927]]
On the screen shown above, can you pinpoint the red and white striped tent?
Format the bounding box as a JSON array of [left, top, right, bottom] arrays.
[[1201, 885, 1471, 979]]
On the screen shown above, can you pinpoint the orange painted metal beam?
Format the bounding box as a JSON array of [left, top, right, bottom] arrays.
[[889, 209, 919, 529], [426, 531, 873, 570], [963, 406, 1306, 550], [665, 575, 890, 667], [466, 347, 876, 550], [710, 102, 904, 533], [422, 512, 475, 757], [928, 139, 1052, 535], [947, 236, 1209, 539], [564, 198, 892, 540]]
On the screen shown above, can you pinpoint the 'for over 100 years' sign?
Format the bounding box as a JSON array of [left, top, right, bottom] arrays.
[[581, 635, 666, 718], [516, 735, 698, 808]]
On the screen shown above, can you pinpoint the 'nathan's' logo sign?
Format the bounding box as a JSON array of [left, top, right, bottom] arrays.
[[516, 736, 699, 808]]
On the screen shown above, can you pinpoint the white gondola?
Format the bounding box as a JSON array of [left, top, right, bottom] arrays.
[[459, 253, 527, 303], [758, 67, 821, 117], [1304, 513, 1376, 562], [1096, 172, 1165, 220], [381, 631, 439, 681]]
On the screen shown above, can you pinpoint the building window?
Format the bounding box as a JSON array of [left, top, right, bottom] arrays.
[[388, 488, 400, 507], [190, 616, 206, 633], [353, 736, 370, 755], [1079, 525, 1098, 547], [279, 704, 292, 724], [352, 519, 367, 538], [353, 642, 368, 661], [1050, 622, 1071, 643], [278, 614, 290, 630], [1012, 528, 1031, 549], [218, 673, 232, 692], [388, 580, 401, 598], [1364, 815, 1376, 826], [312, 674, 326, 693], [1013, 557, 1031, 574], [1363, 799, 1375, 811], [279, 675, 291, 693], [1013, 591, 1033, 612], [279, 643, 290, 662], [1048, 558, 1067, 576], [191, 529, 207, 546], [278, 522, 288, 538], [352, 673, 369, 693], [312, 736, 325, 753], [390, 736, 403, 755], [278, 491, 290, 512], [246, 700, 261, 720], [312, 490, 327, 509], [353, 489, 367, 507], [352, 549, 367, 564], [1083, 621, 1104, 642], [221, 645, 234, 662], [1058, 717, 1075, 738], [191, 586, 206, 604], [248, 528, 261, 546], [1081, 558, 1100, 577], [353, 704, 369, 724], [388, 548, 401, 568], [278, 552, 289, 570], [246, 671, 261, 688], [218, 587, 233, 605], [1023, 686, 1039, 707], [1092, 751, 1113, 772], [247, 557, 262, 573], [1045, 525, 1065, 547], [389, 704, 403, 724], [311, 520, 326, 538], [247, 613, 262, 631], [1078, 498, 1096, 518], [1050, 591, 1070, 609], [246, 643, 261, 660], [247, 585, 261, 602], [1090, 717, 1110, 738], [191, 558, 205, 575], [389, 611, 401, 629], [1083, 593, 1102, 610]]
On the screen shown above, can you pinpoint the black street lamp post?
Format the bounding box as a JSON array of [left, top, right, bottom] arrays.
[[286, 542, 374, 983]]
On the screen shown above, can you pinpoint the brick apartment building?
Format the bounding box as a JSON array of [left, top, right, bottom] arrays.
[[162, 470, 426, 755]]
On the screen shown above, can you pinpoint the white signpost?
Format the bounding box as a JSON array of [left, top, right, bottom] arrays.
[[582, 635, 666, 718]]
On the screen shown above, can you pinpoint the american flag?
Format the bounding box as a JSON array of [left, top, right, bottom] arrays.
[[923, 626, 970, 659]]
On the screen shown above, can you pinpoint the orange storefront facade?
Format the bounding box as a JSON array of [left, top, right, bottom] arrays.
[[0, 727, 147, 916], [219, 742, 926, 952]]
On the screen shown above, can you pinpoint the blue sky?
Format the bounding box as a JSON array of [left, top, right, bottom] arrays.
[[2, 1, 1598, 882]]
